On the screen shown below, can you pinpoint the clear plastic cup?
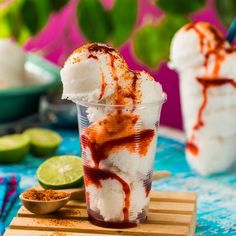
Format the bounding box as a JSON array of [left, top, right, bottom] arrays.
[[77, 97, 166, 228], [180, 76, 236, 175]]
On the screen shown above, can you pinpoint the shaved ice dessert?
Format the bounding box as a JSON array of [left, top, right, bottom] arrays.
[[170, 22, 236, 176], [0, 39, 26, 89], [61, 43, 166, 227]]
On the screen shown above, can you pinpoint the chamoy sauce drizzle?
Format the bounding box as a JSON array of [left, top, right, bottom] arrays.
[[143, 172, 153, 197], [98, 72, 106, 100], [83, 166, 130, 221], [81, 112, 154, 226], [80, 44, 155, 227], [185, 23, 236, 156], [87, 44, 113, 101], [186, 78, 236, 156], [82, 113, 133, 165]]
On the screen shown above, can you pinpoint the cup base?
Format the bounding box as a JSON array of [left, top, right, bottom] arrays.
[[88, 213, 147, 229]]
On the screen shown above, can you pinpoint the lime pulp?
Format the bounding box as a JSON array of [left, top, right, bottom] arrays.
[[24, 128, 62, 157], [37, 155, 84, 189], [0, 134, 30, 163]]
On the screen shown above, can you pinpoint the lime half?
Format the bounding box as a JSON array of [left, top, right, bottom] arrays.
[[37, 155, 83, 189], [0, 134, 30, 163], [24, 128, 62, 157]]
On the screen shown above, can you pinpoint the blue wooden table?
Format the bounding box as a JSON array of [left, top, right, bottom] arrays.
[[0, 128, 236, 235]]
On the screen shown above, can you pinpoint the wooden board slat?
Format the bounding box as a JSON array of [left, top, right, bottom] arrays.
[[66, 200, 195, 215], [66, 201, 87, 208], [150, 192, 197, 203], [3, 229, 123, 236], [149, 201, 195, 214], [9, 217, 190, 236], [18, 206, 192, 225], [4, 191, 197, 236]]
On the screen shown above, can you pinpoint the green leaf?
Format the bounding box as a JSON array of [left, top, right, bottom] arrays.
[[0, 17, 12, 38], [18, 26, 31, 44], [158, 14, 188, 53], [77, 0, 111, 43], [33, 0, 51, 26], [1, 0, 50, 39], [110, 0, 137, 46], [156, 0, 205, 14], [21, 0, 39, 34], [133, 25, 162, 68], [0, 0, 62, 42], [133, 14, 187, 68], [215, 0, 236, 27], [4, 2, 24, 40], [49, 0, 68, 12], [0, 0, 32, 43]]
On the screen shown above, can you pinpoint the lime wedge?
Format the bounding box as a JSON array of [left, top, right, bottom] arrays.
[[37, 155, 84, 189], [24, 128, 62, 157], [0, 134, 30, 163]]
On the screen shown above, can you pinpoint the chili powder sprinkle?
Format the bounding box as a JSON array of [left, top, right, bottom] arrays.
[[23, 189, 70, 201]]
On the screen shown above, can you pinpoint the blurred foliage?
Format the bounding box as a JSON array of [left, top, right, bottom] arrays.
[[0, 0, 234, 69], [77, 0, 137, 47], [215, 0, 236, 27], [110, 0, 137, 46], [77, 0, 111, 43], [133, 0, 205, 68], [0, 0, 137, 47], [134, 15, 188, 68], [156, 0, 205, 14], [0, 0, 67, 43]]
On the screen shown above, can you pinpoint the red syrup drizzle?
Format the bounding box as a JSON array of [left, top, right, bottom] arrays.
[[83, 166, 130, 221], [109, 54, 122, 105], [108, 50, 140, 107], [87, 44, 112, 100], [81, 122, 155, 225], [185, 23, 225, 70], [88, 43, 116, 54], [186, 77, 236, 156], [184, 23, 236, 156], [143, 172, 152, 197], [81, 128, 155, 167], [127, 72, 139, 110], [98, 72, 107, 100], [88, 54, 98, 60], [81, 43, 154, 226]]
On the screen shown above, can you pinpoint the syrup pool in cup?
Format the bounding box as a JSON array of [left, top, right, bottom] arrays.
[[77, 100, 166, 228]]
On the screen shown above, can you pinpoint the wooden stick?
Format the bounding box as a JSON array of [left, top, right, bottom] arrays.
[[152, 171, 171, 181]]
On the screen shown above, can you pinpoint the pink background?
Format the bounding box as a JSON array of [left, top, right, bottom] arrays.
[[25, 0, 226, 130]]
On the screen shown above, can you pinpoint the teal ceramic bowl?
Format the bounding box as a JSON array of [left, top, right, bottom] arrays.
[[0, 53, 61, 124]]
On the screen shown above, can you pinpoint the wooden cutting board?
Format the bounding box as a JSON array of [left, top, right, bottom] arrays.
[[4, 191, 197, 236]]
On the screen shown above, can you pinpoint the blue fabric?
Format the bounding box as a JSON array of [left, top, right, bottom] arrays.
[[0, 129, 236, 235], [0, 176, 20, 236], [0, 177, 8, 235], [0, 178, 8, 213]]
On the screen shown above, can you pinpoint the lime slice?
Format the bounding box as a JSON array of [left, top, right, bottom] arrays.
[[37, 155, 84, 189], [0, 134, 30, 163], [24, 128, 62, 157]]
